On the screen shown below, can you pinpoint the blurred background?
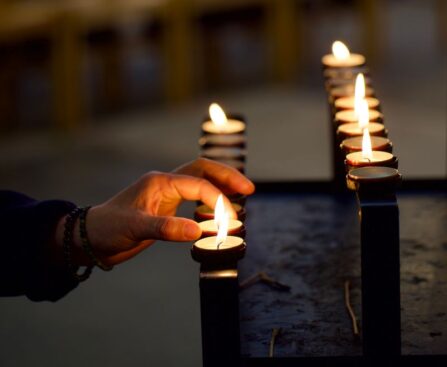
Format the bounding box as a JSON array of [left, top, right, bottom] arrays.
[[0, 0, 446, 366]]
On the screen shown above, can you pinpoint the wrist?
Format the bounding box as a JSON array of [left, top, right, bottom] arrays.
[[52, 214, 93, 267]]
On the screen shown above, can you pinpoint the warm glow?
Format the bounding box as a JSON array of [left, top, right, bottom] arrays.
[[354, 74, 365, 118], [209, 103, 227, 127], [216, 213, 229, 248], [358, 99, 370, 129], [214, 194, 225, 225], [362, 128, 373, 160], [214, 194, 229, 248], [332, 41, 350, 60]]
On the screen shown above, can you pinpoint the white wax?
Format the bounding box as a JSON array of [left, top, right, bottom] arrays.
[[202, 119, 246, 134], [194, 235, 244, 250], [346, 151, 394, 165], [321, 53, 365, 68], [335, 109, 382, 124], [198, 219, 243, 233], [338, 122, 384, 137]]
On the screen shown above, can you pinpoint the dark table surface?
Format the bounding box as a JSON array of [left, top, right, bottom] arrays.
[[239, 183, 447, 360]]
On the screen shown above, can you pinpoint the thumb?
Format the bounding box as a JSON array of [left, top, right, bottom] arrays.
[[138, 215, 202, 242]]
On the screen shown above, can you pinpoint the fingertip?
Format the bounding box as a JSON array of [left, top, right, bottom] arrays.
[[183, 221, 202, 240], [240, 180, 255, 195]]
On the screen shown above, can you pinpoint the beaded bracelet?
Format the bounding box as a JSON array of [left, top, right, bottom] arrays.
[[79, 206, 113, 272], [63, 207, 93, 281]]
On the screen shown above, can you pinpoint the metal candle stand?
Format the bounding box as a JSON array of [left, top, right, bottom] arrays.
[[192, 255, 245, 367], [194, 111, 248, 367], [324, 60, 403, 362], [347, 167, 402, 360]]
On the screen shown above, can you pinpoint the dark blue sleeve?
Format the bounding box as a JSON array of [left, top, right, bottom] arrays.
[[0, 190, 80, 302]]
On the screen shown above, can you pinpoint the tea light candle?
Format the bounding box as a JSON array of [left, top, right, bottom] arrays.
[[192, 235, 246, 265], [321, 41, 365, 68], [341, 136, 392, 154], [202, 103, 246, 135], [195, 202, 246, 222], [338, 122, 385, 139], [335, 96, 380, 111], [345, 128, 397, 169], [194, 235, 245, 251], [335, 109, 383, 124], [337, 99, 385, 139], [192, 196, 246, 264], [346, 151, 395, 167], [198, 219, 245, 238]]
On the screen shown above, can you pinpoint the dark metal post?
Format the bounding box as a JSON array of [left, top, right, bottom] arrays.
[[347, 167, 402, 359], [199, 266, 241, 367]]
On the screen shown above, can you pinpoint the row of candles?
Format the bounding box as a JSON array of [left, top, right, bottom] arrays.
[[192, 104, 248, 263], [322, 40, 398, 175], [193, 39, 401, 259]]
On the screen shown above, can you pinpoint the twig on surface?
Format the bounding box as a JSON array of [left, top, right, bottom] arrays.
[[269, 328, 281, 358], [344, 280, 360, 337]]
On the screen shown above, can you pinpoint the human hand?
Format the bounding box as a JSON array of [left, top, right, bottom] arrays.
[[56, 159, 254, 266]]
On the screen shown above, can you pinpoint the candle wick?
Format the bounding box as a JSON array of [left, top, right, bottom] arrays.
[[217, 240, 224, 250]]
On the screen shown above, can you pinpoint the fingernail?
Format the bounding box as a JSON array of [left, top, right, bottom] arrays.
[[184, 222, 201, 240]]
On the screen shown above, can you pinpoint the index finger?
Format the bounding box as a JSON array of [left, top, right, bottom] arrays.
[[170, 174, 238, 219], [198, 158, 255, 195]]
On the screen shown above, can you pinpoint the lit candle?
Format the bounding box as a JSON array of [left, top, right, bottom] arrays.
[[335, 109, 382, 125], [334, 74, 382, 123], [202, 103, 246, 135], [341, 135, 392, 154], [337, 99, 385, 139], [345, 128, 397, 169], [197, 194, 245, 238], [195, 202, 246, 222], [321, 41, 366, 68], [335, 96, 380, 111], [192, 196, 246, 264]]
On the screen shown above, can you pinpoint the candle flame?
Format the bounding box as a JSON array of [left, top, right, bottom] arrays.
[[332, 41, 350, 60], [214, 194, 229, 248], [216, 213, 229, 248], [209, 103, 227, 128], [362, 128, 373, 160], [358, 99, 370, 129], [214, 194, 225, 225]]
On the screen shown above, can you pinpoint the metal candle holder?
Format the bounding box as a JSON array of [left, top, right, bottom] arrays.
[[191, 244, 246, 367], [346, 166, 402, 359]]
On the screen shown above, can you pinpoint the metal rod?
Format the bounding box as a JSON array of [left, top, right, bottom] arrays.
[[199, 266, 241, 367], [357, 190, 401, 357]]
